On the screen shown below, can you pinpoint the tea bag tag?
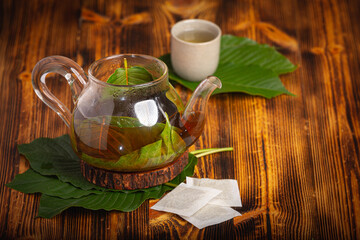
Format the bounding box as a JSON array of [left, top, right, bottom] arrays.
[[150, 183, 221, 217], [186, 177, 242, 207]]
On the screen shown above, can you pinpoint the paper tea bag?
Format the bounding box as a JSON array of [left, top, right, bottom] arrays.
[[151, 183, 221, 217], [186, 177, 242, 207], [180, 204, 241, 229]]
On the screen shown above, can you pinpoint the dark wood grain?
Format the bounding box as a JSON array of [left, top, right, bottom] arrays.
[[0, 0, 359, 239]]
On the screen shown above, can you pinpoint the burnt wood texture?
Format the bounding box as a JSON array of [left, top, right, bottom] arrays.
[[80, 153, 188, 190], [0, 0, 359, 239]]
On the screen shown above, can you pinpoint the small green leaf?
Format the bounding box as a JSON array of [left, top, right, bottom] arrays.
[[159, 112, 187, 162], [159, 34, 297, 98], [107, 66, 154, 85]]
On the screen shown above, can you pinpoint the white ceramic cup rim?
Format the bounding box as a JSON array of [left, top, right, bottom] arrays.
[[171, 19, 222, 46]]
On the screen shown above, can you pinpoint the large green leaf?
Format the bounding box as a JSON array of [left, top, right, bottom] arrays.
[[220, 35, 297, 74], [17, 135, 102, 191], [37, 154, 198, 218], [159, 34, 297, 98], [17, 135, 167, 192], [13, 134, 221, 218], [213, 64, 294, 98], [6, 169, 100, 199]]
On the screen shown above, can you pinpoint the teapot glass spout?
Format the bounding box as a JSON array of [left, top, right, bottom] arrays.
[[181, 76, 222, 145]]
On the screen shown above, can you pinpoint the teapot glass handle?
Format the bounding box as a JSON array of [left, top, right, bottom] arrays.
[[31, 56, 88, 127]]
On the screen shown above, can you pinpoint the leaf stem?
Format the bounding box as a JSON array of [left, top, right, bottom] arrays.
[[164, 182, 178, 188], [124, 58, 128, 85], [190, 148, 226, 155], [192, 147, 233, 158]]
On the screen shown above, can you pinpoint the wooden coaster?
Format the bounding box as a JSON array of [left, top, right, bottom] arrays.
[[80, 152, 188, 190]]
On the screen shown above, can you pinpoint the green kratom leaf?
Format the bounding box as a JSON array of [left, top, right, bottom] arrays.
[[82, 140, 163, 171], [159, 34, 297, 98], [17, 135, 102, 191], [160, 112, 187, 162], [6, 169, 100, 199], [107, 66, 154, 85], [38, 188, 166, 218], [213, 64, 294, 98], [220, 35, 297, 74], [81, 114, 186, 171], [17, 135, 166, 191], [37, 153, 198, 218], [13, 135, 228, 218], [74, 116, 165, 159]]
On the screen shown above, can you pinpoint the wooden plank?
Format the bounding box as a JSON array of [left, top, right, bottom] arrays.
[[295, 0, 359, 238], [0, 0, 80, 239], [254, 0, 318, 239], [337, 0, 360, 236]]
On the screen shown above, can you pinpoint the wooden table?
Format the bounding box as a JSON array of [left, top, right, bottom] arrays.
[[1, 0, 359, 239]]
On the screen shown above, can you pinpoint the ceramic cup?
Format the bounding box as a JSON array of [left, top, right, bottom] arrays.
[[171, 19, 221, 82]]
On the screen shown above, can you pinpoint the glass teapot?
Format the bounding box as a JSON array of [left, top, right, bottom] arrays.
[[32, 54, 221, 172]]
